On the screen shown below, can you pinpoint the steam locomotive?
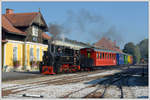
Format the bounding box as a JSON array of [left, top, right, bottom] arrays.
[[39, 44, 133, 74], [39, 44, 80, 74]]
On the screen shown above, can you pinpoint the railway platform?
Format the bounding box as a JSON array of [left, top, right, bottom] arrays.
[[2, 71, 42, 82]]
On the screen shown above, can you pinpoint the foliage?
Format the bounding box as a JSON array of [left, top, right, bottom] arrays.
[[134, 46, 141, 64], [137, 39, 148, 62], [123, 42, 141, 64]]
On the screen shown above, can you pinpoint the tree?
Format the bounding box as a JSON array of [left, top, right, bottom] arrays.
[[134, 46, 141, 64], [137, 39, 148, 62], [123, 42, 141, 64], [123, 42, 135, 55]]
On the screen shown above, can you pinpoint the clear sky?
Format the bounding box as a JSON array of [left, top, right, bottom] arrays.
[[2, 1, 148, 49]]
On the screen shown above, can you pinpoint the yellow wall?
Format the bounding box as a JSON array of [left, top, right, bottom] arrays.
[[26, 44, 30, 66], [3, 41, 48, 71], [5, 43, 13, 66], [25, 43, 48, 67], [4, 42, 23, 67]]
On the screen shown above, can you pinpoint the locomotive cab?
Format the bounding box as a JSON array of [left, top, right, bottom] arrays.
[[80, 48, 94, 70]]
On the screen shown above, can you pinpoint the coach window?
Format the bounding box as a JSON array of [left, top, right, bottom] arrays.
[[110, 54, 111, 59], [108, 53, 109, 59], [113, 54, 115, 59], [88, 52, 90, 58], [99, 53, 100, 59], [100, 53, 102, 59], [97, 53, 99, 59], [103, 53, 104, 59]]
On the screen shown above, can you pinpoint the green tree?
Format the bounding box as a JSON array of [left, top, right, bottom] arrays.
[[137, 38, 148, 62], [134, 46, 141, 64], [123, 42, 141, 64]]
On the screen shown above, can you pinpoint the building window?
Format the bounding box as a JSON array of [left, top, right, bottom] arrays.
[[30, 47, 34, 61], [13, 46, 17, 61], [33, 37, 38, 42], [37, 48, 40, 61], [32, 25, 38, 37]]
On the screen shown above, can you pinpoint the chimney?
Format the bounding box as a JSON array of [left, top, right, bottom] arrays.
[[6, 8, 14, 14]]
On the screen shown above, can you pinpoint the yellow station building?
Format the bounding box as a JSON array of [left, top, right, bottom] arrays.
[[2, 8, 50, 72]]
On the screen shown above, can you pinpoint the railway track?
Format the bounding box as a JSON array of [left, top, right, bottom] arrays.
[[3, 65, 140, 98], [61, 66, 145, 98], [60, 73, 122, 98], [2, 69, 118, 97]]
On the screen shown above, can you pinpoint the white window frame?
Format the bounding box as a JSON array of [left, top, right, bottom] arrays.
[[32, 25, 38, 37], [37, 47, 40, 61], [13, 45, 18, 61]]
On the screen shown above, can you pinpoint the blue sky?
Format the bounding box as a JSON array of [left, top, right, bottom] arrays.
[[2, 2, 148, 49]]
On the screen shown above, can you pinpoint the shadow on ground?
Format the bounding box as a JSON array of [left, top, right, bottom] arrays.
[[84, 65, 148, 87]]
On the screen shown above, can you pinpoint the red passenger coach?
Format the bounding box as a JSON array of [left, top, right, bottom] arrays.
[[94, 51, 117, 66], [80, 48, 117, 68]]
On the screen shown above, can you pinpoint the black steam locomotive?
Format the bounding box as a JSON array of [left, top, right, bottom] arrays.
[[39, 44, 80, 74]]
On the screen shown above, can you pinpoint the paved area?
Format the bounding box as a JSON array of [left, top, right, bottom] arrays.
[[2, 65, 148, 99], [2, 71, 42, 81]]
